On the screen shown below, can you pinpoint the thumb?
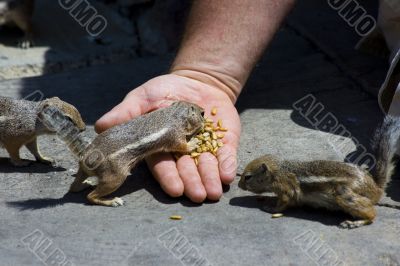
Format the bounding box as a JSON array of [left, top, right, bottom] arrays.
[[95, 89, 150, 133]]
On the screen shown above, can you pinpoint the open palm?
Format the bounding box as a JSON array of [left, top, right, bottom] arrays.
[[95, 73, 241, 202]]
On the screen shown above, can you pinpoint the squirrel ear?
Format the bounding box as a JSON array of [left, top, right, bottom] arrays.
[[261, 163, 269, 173], [38, 99, 51, 113]]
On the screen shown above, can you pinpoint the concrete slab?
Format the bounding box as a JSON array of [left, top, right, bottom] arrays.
[[0, 0, 137, 80]]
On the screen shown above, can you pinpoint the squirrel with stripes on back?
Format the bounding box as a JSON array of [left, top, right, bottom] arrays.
[[239, 115, 400, 229], [0, 96, 85, 166], [40, 101, 205, 207]]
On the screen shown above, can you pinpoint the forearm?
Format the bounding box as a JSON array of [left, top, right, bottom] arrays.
[[171, 0, 296, 102]]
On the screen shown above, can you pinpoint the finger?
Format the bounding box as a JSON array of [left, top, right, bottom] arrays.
[[146, 153, 184, 198], [176, 155, 207, 203], [217, 144, 237, 185], [198, 153, 223, 201], [95, 89, 149, 133]]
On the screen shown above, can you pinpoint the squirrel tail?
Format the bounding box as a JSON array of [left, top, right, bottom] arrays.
[[372, 115, 400, 189]]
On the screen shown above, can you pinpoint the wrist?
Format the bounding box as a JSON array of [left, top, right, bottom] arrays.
[[170, 63, 243, 103]]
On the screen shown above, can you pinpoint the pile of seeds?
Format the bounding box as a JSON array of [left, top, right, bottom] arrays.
[[188, 107, 227, 165]]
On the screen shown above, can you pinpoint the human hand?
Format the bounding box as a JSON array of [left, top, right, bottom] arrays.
[[95, 73, 241, 202]]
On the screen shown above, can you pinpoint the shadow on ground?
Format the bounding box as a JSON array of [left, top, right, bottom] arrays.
[[5, 162, 224, 210], [0, 158, 66, 173], [230, 195, 349, 227]]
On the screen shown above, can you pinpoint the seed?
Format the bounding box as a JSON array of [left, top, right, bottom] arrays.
[[207, 142, 213, 150], [191, 152, 201, 158], [271, 213, 284, 218], [212, 140, 217, 148], [170, 215, 182, 220], [182, 108, 228, 159]]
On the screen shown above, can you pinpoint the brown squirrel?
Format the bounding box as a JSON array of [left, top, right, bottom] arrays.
[[0, 96, 85, 166], [239, 116, 400, 229], [0, 0, 35, 48], [40, 101, 205, 207]]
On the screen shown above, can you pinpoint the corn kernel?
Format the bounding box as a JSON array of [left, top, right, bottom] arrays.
[[170, 215, 182, 220]]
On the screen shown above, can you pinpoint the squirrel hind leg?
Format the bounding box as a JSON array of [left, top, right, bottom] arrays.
[[336, 190, 376, 229], [262, 194, 291, 213], [86, 172, 128, 207]]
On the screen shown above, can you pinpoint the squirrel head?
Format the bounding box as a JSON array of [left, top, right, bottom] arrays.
[[239, 155, 279, 194], [170, 101, 205, 137], [37, 97, 86, 132]]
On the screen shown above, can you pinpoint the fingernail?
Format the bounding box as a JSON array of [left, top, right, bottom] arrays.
[[221, 154, 236, 174]]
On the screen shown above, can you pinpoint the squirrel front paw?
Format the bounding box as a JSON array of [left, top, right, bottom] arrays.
[[261, 205, 279, 213], [339, 220, 372, 229], [186, 138, 200, 152], [18, 38, 34, 49]]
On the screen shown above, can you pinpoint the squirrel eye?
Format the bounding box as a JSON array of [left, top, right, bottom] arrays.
[[244, 175, 252, 181], [201, 111, 205, 116]]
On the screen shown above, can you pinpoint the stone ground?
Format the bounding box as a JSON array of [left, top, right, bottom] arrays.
[[0, 1, 400, 266]]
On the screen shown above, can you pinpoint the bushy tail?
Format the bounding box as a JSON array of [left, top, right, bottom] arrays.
[[372, 116, 400, 189]]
